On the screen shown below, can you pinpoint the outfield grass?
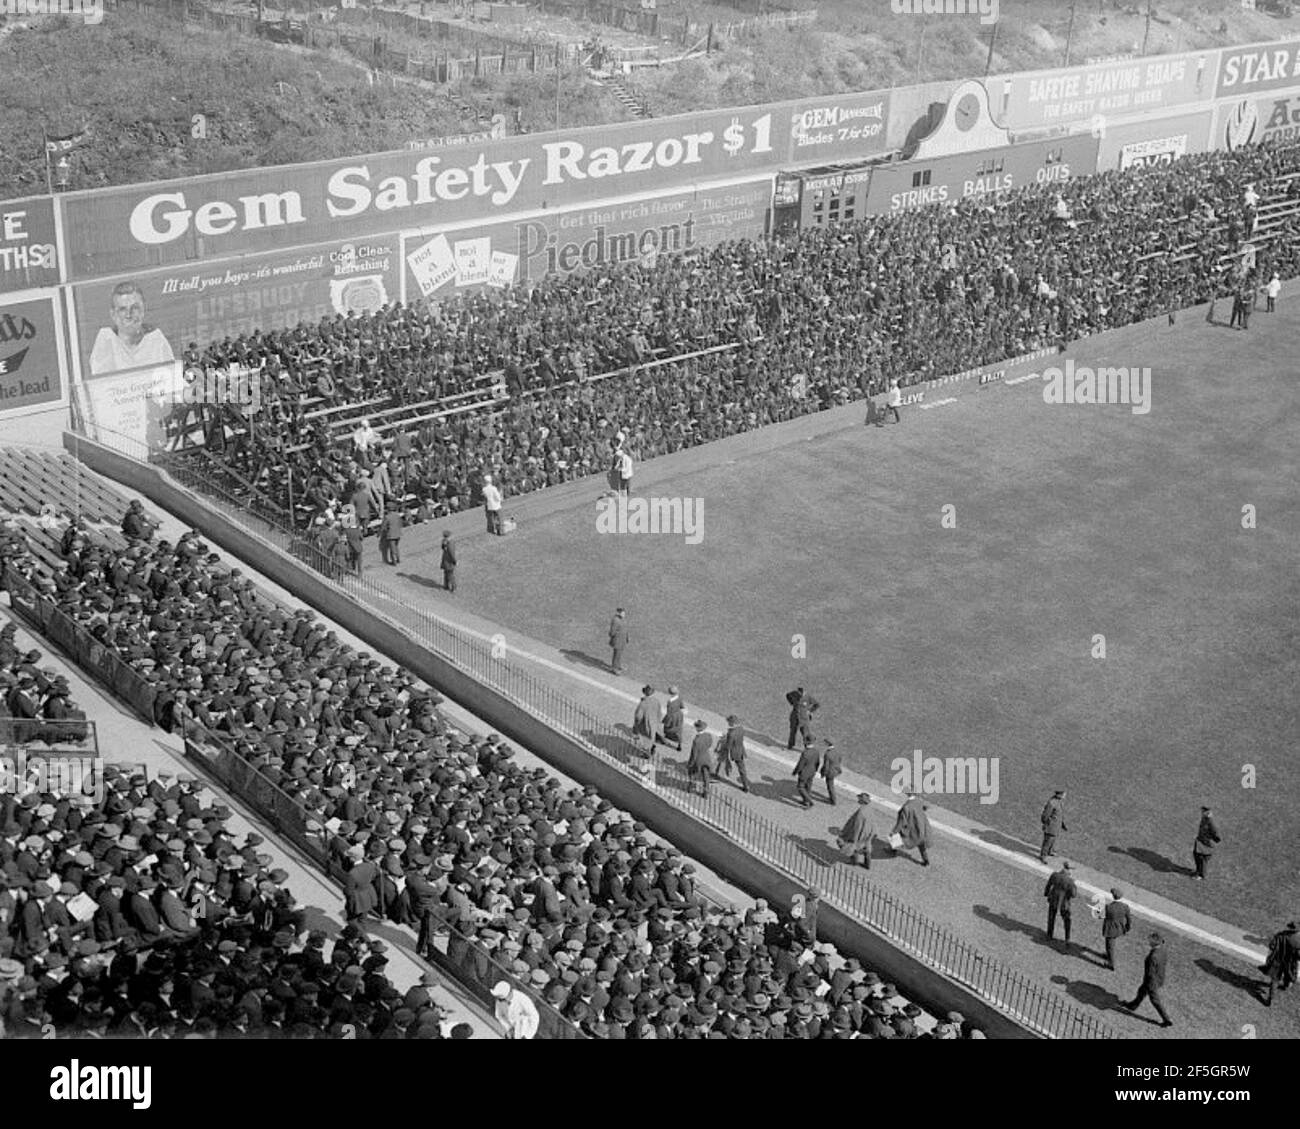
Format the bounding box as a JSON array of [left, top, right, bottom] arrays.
[[444, 306, 1300, 933]]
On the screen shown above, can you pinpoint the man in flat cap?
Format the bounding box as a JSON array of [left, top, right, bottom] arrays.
[[1101, 888, 1131, 971], [1039, 789, 1067, 863], [1043, 860, 1076, 946], [1124, 932, 1173, 1028], [1191, 805, 1221, 881], [608, 608, 628, 675], [662, 686, 684, 750]]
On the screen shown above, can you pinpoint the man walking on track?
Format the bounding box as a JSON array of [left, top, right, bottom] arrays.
[[1192, 805, 1221, 881], [440, 531, 457, 593], [792, 742, 821, 809], [819, 738, 842, 805], [687, 718, 714, 796], [1124, 932, 1173, 1028], [890, 791, 931, 867], [1102, 887, 1131, 971], [786, 686, 818, 750], [663, 685, 684, 750], [836, 794, 875, 869], [1259, 921, 1299, 1007], [1039, 789, 1067, 862], [1043, 860, 1076, 945], [714, 714, 750, 792], [608, 608, 628, 675], [633, 685, 664, 767]]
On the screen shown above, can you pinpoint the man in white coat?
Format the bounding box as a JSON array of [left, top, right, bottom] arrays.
[[491, 981, 539, 1039]]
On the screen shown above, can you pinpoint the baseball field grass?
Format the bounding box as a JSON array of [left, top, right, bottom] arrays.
[[429, 303, 1300, 936]]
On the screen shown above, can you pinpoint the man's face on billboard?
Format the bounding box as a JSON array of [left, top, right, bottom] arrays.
[[110, 290, 146, 346]]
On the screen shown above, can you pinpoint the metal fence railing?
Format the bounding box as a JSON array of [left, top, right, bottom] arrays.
[[114, 448, 1117, 1039]]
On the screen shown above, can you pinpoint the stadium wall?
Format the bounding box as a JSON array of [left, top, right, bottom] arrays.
[[66, 429, 1037, 1039]]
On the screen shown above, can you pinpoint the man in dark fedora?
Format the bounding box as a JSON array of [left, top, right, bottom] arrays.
[[687, 719, 714, 796], [714, 714, 749, 792], [1259, 921, 1299, 1007], [792, 741, 821, 809], [836, 793, 875, 868], [890, 790, 931, 867], [632, 685, 663, 768], [1124, 932, 1173, 1028]]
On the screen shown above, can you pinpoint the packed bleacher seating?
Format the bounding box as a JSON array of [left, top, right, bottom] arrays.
[[163, 142, 1300, 543], [0, 762, 456, 1039], [0, 622, 90, 747], [1, 490, 972, 1038]]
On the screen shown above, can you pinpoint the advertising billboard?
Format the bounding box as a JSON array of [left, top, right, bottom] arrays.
[[1216, 39, 1300, 98], [401, 179, 772, 298], [990, 52, 1217, 132], [863, 134, 1099, 216], [0, 293, 67, 419], [1095, 110, 1213, 170], [1214, 87, 1300, 151], [0, 197, 60, 294], [58, 92, 889, 282], [69, 234, 399, 452]]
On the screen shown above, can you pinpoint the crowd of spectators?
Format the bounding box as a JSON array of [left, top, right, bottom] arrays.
[[172, 141, 1300, 536], [0, 765, 465, 1038], [0, 621, 88, 745], [0, 507, 979, 1038]]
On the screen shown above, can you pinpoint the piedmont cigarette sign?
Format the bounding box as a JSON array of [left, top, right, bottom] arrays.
[[57, 92, 889, 281]]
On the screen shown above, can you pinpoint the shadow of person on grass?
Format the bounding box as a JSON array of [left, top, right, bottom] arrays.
[[1195, 956, 1268, 1005], [561, 648, 615, 673], [395, 571, 443, 591], [790, 834, 841, 869], [1108, 844, 1193, 877], [1051, 975, 1131, 1017], [972, 903, 1083, 957]]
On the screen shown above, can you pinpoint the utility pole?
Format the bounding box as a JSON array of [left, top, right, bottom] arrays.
[[1141, 0, 1153, 55], [554, 48, 561, 132], [916, 22, 926, 83], [984, 17, 999, 77], [1064, 0, 1077, 67]]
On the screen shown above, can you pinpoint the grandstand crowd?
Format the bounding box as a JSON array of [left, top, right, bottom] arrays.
[[170, 142, 1300, 542], [0, 506, 975, 1038]]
